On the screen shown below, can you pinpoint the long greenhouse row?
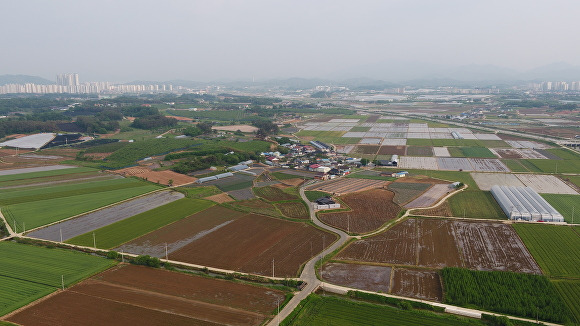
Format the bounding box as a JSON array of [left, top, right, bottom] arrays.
[[490, 185, 564, 222]]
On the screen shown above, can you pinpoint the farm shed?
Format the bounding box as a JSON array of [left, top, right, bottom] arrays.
[[313, 196, 341, 210], [490, 185, 564, 222], [195, 172, 234, 184], [310, 140, 332, 152]]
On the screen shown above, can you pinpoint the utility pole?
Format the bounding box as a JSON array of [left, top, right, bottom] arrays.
[[272, 258, 275, 278], [165, 243, 168, 260], [60, 228, 63, 242], [61, 275, 64, 290], [92, 232, 96, 248], [572, 206, 575, 224]]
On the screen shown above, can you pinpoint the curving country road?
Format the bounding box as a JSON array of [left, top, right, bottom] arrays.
[[266, 185, 350, 325]]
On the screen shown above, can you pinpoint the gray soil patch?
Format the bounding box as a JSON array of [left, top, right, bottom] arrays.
[[27, 190, 184, 242], [0, 165, 76, 176], [322, 262, 391, 293], [228, 188, 255, 200]]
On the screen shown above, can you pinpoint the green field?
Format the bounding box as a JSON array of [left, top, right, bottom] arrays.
[[282, 294, 487, 326], [272, 172, 310, 180], [522, 159, 580, 174], [0, 167, 97, 183], [441, 267, 570, 323], [501, 159, 529, 172], [0, 242, 115, 316], [448, 191, 506, 219], [304, 191, 330, 201], [176, 185, 222, 198], [254, 186, 299, 202], [0, 178, 151, 205], [552, 280, 580, 324], [2, 182, 161, 231], [546, 148, 580, 160], [565, 175, 580, 188], [541, 194, 580, 223], [513, 224, 580, 278], [102, 138, 205, 168], [67, 198, 214, 249], [349, 126, 371, 132], [448, 147, 496, 158], [406, 139, 433, 146]]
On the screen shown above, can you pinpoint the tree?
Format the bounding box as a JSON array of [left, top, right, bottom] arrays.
[[360, 158, 369, 166]]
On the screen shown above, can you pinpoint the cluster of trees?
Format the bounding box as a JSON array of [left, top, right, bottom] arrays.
[[171, 151, 258, 174], [182, 122, 214, 136], [552, 103, 577, 111], [252, 119, 279, 139], [132, 115, 177, 129]]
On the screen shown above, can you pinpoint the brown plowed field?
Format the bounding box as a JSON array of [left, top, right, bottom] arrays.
[[493, 148, 523, 159], [353, 145, 380, 155], [378, 145, 407, 155], [337, 219, 417, 265], [319, 189, 401, 234], [306, 178, 388, 195], [279, 178, 305, 186], [114, 167, 196, 186], [116, 205, 246, 257], [336, 218, 541, 274], [391, 268, 442, 301], [162, 214, 335, 277], [204, 192, 234, 203], [404, 184, 452, 208], [7, 265, 283, 326]]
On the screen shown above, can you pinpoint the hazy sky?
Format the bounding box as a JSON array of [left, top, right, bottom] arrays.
[[3, 0, 579, 82]]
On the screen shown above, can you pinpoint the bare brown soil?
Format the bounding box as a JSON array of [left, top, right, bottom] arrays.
[[116, 205, 245, 257], [204, 192, 234, 203], [392, 268, 442, 301], [366, 115, 381, 123], [378, 145, 406, 155], [337, 219, 417, 265], [279, 178, 305, 187], [336, 218, 541, 274], [306, 178, 388, 195], [319, 189, 401, 234], [169, 214, 336, 277], [7, 264, 283, 326], [113, 167, 196, 186]]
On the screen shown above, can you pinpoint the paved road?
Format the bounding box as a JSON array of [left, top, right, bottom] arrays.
[[266, 185, 350, 326]]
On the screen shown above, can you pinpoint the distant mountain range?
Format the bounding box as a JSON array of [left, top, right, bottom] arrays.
[[3, 62, 580, 89], [0, 75, 53, 85]]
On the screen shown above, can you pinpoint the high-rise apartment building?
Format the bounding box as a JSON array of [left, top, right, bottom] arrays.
[[56, 73, 79, 87]]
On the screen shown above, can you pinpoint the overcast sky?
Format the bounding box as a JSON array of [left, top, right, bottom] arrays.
[[2, 0, 579, 82]]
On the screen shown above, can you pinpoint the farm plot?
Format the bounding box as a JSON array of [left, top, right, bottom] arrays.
[[470, 172, 525, 191], [381, 139, 406, 146], [319, 189, 401, 234], [0, 242, 115, 317], [6, 264, 285, 326], [541, 194, 580, 223], [168, 213, 336, 277], [448, 191, 506, 219], [116, 205, 246, 257], [377, 145, 406, 155], [27, 190, 184, 242], [404, 184, 452, 208], [253, 186, 299, 201], [306, 177, 387, 195], [474, 133, 501, 140], [491, 148, 523, 159], [406, 146, 433, 156], [113, 167, 196, 186], [322, 263, 392, 293], [451, 147, 496, 158], [67, 198, 214, 249], [227, 199, 281, 217], [518, 148, 548, 159], [199, 173, 255, 192], [359, 138, 382, 145], [516, 174, 578, 194], [284, 294, 488, 326], [506, 140, 551, 149], [338, 219, 538, 273], [399, 156, 439, 170], [392, 269, 442, 301], [436, 157, 473, 171], [227, 188, 255, 200], [0, 167, 98, 186], [513, 224, 580, 278], [336, 218, 418, 265], [552, 280, 580, 324], [275, 201, 309, 219], [387, 182, 432, 205], [432, 147, 450, 157], [352, 145, 380, 155], [0, 164, 78, 176], [204, 192, 234, 203], [468, 158, 509, 172], [2, 181, 161, 231]]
